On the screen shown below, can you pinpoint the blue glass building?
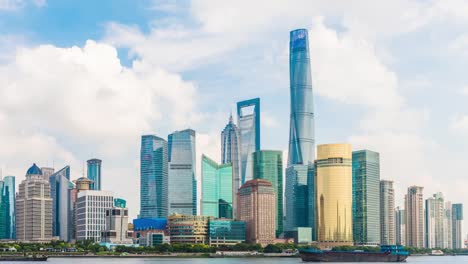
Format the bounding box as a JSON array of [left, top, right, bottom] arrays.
[[168, 129, 197, 216], [87, 159, 102, 190], [285, 29, 316, 237], [352, 150, 381, 245], [237, 98, 260, 185], [133, 218, 167, 231], [0, 176, 15, 239], [140, 135, 168, 218], [452, 203, 463, 249], [49, 166, 73, 241], [208, 219, 246, 246], [221, 114, 242, 217]]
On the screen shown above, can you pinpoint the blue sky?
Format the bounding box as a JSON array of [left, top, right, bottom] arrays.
[[1, 0, 468, 230]]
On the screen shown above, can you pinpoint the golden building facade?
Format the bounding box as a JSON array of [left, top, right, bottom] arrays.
[[316, 144, 353, 246], [168, 214, 212, 244]]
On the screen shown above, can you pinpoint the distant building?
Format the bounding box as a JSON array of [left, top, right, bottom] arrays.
[[114, 198, 126, 208], [380, 180, 395, 245], [49, 166, 73, 242], [316, 144, 353, 247], [352, 150, 380, 245], [405, 186, 424, 248], [16, 164, 53, 242], [395, 207, 406, 246], [168, 129, 197, 215], [71, 177, 93, 242], [140, 232, 170, 246], [237, 179, 275, 246], [444, 201, 453, 249], [41, 167, 55, 181], [0, 176, 15, 239], [252, 150, 283, 237], [237, 98, 260, 185], [133, 218, 167, 242], [221, 114, 242, 218], [452, 204, 463, 249], [76, 190, 114, 242], [168, 214, 211, 244], [101, 207, 132, 245], [140, 135, 168, 218], [87, 159, 102, 191], [201, 155, 233, 218], [208, 219, 246, 246]]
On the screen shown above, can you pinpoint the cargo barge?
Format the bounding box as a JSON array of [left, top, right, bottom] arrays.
[[299, 245, 408, 262]]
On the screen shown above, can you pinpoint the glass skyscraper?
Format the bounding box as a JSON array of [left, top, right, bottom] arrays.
[[49, 166, 73, 242], [237, 98, 260, 185], [140, 135, 168, 218], [352, 150, 380, 245], [285, 28, 315, 237], [201, 155, 233, 218], [316, 144, 353, 246], [87, 158, 102, 190], [252, 150, 283, 237], [452, 203, 463, 249], [0, 176, 15, 239], [168, 129, 197, 215], [221, 114, 241, 217]]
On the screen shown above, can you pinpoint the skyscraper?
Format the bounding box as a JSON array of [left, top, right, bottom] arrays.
[[237, 98, 260, 185], [49, 166, 73, 242], [237, 179, 276, 246], [221, 114, 241, 217], [201, 155, 233, 218], [87, 159, 102, 191], [380, 180, 395, 245], [352, 150, 380, 245], [140, 135, 168, 218], [285, 28, 315, 238], [405, 186, 424, 248], [452, 204, 463, 249], [16, 164, 53, 242], [41, 167, 55, 181], [168, 129, 197, 215], [395, 207, 406, 246], [0, 176, 15, 239], [252, 150, 283, 237], [444, 201, 453, 249], [316, 144, 353, 246]]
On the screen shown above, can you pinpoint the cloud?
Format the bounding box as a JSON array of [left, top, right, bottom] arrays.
[[0, 0, 45, 10], [0, 40, 202, 217]]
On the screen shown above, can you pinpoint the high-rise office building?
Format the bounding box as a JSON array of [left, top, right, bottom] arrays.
[[380, 180, 395, 245], [221, 114, 242, 217], [201, 155, 233, 218], [285, 28, 315, 237], [405, 186, 424, 248], [395, 207, 406, 246], [252, 150, 283, 237], [87, 159, 102, 191], [16, 164, 53, 242], [237, 179, 276, 246], [140, 135, 168, 218], [352, 150, 380, 245], [168, 129, 197, 215], [452, 203, 463, 249], [444, 201, 453, 249], [287, 28, 315, 167], [76, 190, 114, 242], [49, 166, 73, 242], [0, 176, 15, 239], [425, 192, 444, 248], [316, 144, 353, 246], [237, 98, 260, 185]]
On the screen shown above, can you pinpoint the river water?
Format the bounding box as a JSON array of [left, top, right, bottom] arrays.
[[19, 255, 468, 263]]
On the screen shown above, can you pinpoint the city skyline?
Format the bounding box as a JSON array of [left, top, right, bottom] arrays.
[[1, 0, 468, 234]]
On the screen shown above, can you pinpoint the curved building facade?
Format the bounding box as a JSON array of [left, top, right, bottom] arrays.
[[237, 98, 260, 185], [316, 144, 353, 246], [287, 29, 315, 166]]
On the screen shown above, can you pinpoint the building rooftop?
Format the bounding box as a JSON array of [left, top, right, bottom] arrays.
[[26, 163, 42, 176]]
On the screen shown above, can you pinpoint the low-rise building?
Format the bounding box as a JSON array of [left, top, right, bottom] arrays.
[[76, 190, 114, 242], [208, 219, 245, 246], [168, 214, 211, 244], [101, 207, 132, 245]]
